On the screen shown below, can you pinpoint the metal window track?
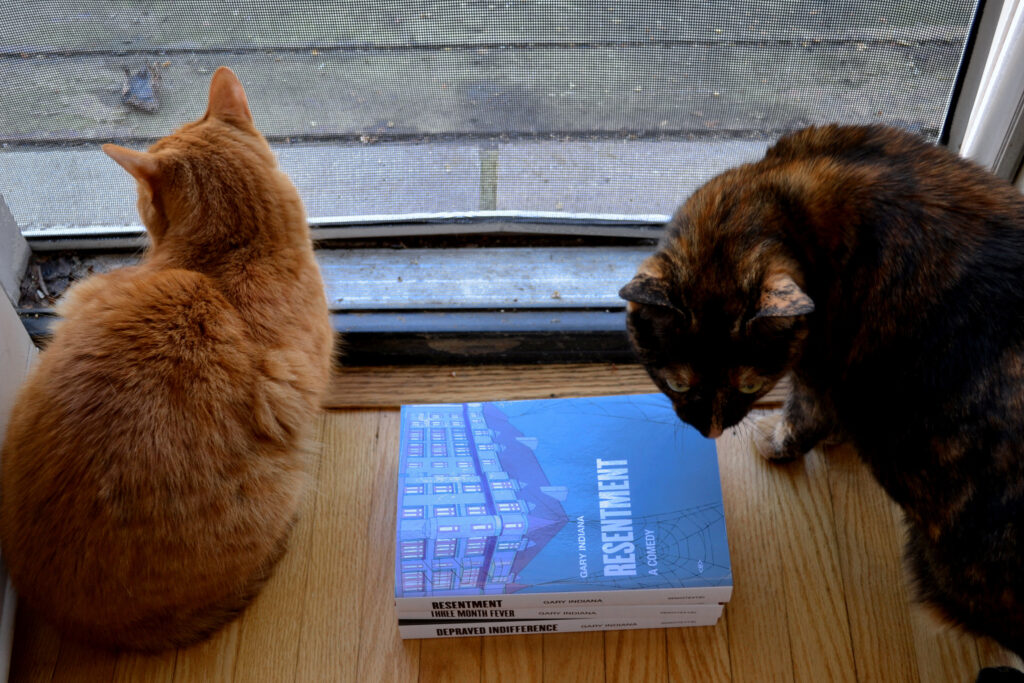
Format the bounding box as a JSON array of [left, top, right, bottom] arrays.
[[22, 211, 669, 251], [19, 215, 664, 363]]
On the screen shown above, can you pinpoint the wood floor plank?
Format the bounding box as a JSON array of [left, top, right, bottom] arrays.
[[906, 607, 981, 683], [170, 621, 241, 683], [5, 0, 965, 54], [542, 632, 605, 682], [716, 427, 795, 683], [355, 411, 420, 683], [605, 628, 668, 682], [481, 635, 543, 682], [49, 639, 118, 683], [295, 412, 381, 683], [889, 502, 983, 683], [666, 620, 731, 683], [326, 363, 657, 408], [418, 637, 482, 681], [767, 446, 856, 683], [229, 417, 330, 683], [825, 444, 919, 683], [326, 363, 789, 409], [977, 637, 1024, 672], [112, 650, 176, 683], [0, 45, 958, 145]]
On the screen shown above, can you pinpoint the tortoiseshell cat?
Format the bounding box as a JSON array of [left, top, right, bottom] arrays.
[[621, 125, 1024, 681], [0, 68, 333, 651]]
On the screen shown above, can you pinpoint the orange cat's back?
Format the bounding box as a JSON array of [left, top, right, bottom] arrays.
[[0, 67, 333, 651]]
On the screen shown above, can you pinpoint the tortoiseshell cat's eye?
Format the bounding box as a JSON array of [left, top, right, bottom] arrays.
[[739, 379, 765, 394], [665, 378, 690, 393]]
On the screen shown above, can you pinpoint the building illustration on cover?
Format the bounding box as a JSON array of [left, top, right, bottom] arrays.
[[396, 402, 570, 597], [395, 395, 732, 599]]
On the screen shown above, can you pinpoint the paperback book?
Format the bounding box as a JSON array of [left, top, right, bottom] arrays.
[[394, 393, 732, 636], [398, 604, 723, 639], [404, 601, 721, 621]]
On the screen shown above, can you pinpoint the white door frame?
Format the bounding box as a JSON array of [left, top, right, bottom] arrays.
[[952, 0, 1024, 180], [0, 198, 30, 682]]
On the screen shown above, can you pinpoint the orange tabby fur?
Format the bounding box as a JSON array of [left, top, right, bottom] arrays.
[[0, 67, 334, 651]]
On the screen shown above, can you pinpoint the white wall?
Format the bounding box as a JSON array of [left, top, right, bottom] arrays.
[[0, 198, 27, 310], [0, 200, 32, 682]]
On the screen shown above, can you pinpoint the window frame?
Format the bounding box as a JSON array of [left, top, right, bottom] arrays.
[[7, 0, 1011, 365], [947, 0, 1024, 180]]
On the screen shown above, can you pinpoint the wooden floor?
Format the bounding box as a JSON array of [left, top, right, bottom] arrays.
[[8, 364, 1023, 683]]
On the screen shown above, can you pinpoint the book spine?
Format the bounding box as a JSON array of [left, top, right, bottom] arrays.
[[395, 585, 732, 613], [398, 602, 723, 621], [399, 613, 722, 639]]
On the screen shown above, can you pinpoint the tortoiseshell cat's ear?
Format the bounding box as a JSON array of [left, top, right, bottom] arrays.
[[620, 256, 680, 310], [619, 273, 673, 309], [102, 144, 160, 193], [752, 272, 815, 320], [204, 66, 254, 125]]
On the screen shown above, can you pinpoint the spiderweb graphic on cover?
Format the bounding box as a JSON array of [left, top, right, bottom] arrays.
[[529, 503, 730, 592]]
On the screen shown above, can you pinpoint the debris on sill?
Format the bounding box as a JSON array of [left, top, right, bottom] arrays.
[[18, 252, 132, 309], [121, 64, 162, 113]]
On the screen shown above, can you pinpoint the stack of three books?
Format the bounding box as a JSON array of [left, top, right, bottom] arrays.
[[393, 393, 733, 639]]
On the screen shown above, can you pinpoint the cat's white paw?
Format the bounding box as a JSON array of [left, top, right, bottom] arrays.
[[751, 412, 793, 461]]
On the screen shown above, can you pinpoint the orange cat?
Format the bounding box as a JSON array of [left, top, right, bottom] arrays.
[[0, 67, 333, 651]]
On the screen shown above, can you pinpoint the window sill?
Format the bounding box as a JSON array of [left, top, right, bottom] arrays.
[[18, 241, 652, 364]]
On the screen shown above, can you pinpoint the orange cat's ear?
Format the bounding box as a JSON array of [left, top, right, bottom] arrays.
[[752, 272, 815, 320], [205, 66, 253, 124], [102, 144, 160, 189]]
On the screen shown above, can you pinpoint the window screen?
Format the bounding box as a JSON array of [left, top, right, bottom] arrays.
[[0, 1, 981, 235]]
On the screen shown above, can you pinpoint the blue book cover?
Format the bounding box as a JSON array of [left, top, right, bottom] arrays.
[[394, 393, 731, 608]]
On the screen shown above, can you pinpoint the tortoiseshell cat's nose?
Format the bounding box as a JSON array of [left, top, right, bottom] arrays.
[[672, 402, 721, 439]]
